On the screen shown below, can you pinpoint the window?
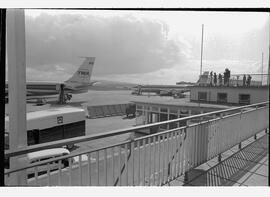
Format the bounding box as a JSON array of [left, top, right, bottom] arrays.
[[160, 108, 168, 113], [169, 114, 178, 129], [217, 93, 228, 103], [136, 105, 143, 110], [169, 109, 178, 114], [151, 106, 159, 112], [239, 94, 250, 105], [149, 113, 159, 123], [198, 92, 207, 101]]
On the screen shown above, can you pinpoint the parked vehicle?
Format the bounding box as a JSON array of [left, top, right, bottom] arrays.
[[5, 107, 86, 150], [26, 148, 71, 178], [125, 103, 136, 117]]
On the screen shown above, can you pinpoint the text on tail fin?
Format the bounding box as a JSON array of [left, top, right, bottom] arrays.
[[65, 57, 95, 85]]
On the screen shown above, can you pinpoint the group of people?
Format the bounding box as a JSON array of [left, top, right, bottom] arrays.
[[242, 74, 252, 87], [209, 68, 252, 87], [209, 68, 231, 86]]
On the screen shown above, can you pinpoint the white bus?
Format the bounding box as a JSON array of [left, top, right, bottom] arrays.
[[5, 107, 86, 150]]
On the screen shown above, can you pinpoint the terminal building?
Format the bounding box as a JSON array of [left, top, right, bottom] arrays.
[[133, 71, 269, 134]]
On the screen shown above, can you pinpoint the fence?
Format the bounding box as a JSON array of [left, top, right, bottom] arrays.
[[230, 74, 269, 87], [4, 101, 269, 186], [198, 73, 270, 87], [87, 104, 129, 118], [86, 104, 130, 119]]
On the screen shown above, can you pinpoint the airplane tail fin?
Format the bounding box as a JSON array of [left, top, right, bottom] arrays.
[[65, 57, 95, 85]]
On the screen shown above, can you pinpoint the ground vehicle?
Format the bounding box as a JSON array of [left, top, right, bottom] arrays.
[[5, 107, 86, 150], [125, 103, 136, 117], [26, 148, 71, 178]]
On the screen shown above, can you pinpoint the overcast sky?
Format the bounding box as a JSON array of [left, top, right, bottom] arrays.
[[22, 10, 269, 84]]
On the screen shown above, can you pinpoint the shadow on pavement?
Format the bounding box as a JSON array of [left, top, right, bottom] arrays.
[[183, 134, 268, 186]]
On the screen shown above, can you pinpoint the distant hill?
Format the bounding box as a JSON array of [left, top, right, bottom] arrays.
[[176, 81, 196, 85]]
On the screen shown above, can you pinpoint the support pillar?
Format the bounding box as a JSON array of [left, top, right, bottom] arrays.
[[184, 172, 188, 183], [238, 142, 242, 150], [218, 154, 222, 162], [7, 8, 27, 185]]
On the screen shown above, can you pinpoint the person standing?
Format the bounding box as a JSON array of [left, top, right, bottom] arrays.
[[247, 75, 252, 86], [243, 74, 246, 86], [213, 72, 217, 86], [236, 75, 240, 86], [227, 69, 231, 86], [218, 73, 222, 86], [58, 84, 65, 104], [210, 71, 213, 86], [223, 69, 227, 86]]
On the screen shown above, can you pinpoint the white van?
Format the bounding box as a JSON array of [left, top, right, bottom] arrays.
[[27, 148, 71, 177]]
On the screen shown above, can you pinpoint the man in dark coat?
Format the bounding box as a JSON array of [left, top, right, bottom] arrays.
[[210, 71, 213, 86], [213, 72, 217, 86], [227, 69, 231, 86]]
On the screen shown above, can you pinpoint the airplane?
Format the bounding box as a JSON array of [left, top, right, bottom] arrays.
[[5, 57, 96, 104], [131, 84, 191, 96]]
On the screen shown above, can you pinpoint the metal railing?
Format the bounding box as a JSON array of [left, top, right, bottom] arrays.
[[198, 73, 270, 87], [4, 101, 269, 186]]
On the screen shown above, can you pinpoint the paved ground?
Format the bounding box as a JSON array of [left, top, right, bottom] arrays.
[[166, 130, 269, 186], [5, 90, 269, 186], [73, 116, 136, 152]]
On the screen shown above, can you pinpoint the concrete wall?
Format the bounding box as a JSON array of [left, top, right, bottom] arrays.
[[190, 86, 269, 104]]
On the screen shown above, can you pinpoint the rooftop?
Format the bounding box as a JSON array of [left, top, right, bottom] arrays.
[[190, 85, 269, 89], [133, 97, 230, 110]]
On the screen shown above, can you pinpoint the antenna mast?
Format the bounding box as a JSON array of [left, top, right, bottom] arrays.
[[200, 24, 204, 76], [261, 52, 264, 84], [267, 14, 270, 85]]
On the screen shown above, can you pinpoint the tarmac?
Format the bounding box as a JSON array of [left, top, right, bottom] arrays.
[[5, 90, 269, 186], [4, 90, 173, 154]]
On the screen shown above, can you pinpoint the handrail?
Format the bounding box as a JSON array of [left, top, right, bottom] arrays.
[[5, 101, 269, 158], [5, 126, 189, 175]]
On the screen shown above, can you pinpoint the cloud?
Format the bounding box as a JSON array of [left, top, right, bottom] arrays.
[[94, 58, 262, 84], [22, 11, 268, 84], [25, 13, 188, 76]]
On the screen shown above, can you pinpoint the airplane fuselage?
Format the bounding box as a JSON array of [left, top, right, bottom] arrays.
[[133, 84, 191, 94], [5, 81, 92, 98]]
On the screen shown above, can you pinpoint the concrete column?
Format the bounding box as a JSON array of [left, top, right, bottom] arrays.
[[7, 8, 27, 185], [167, 109, 169, 130], [177, 109, 180, 127], [188, 109, 192, 116], [218, 154, 222, 162]]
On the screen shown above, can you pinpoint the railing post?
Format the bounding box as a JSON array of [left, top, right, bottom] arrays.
[[184, 172, 188, 183], [238, 142, 242, 150], [218, 154, 222, 162]]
